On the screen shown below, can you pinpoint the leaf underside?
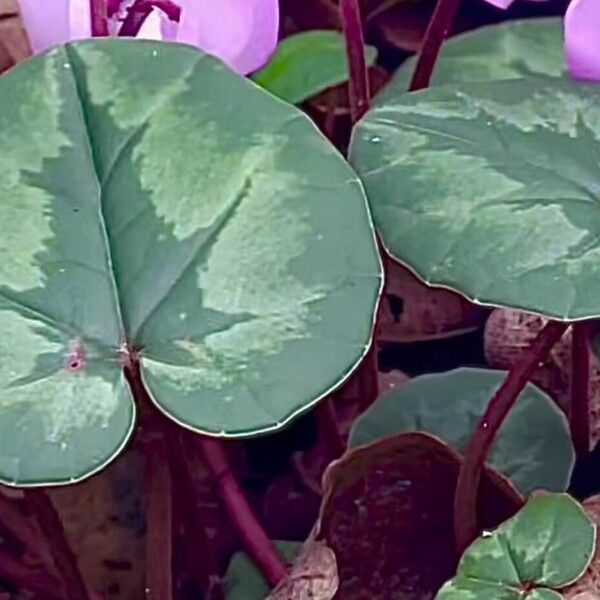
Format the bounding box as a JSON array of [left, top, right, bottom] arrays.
[[0, 40, 382, 485]]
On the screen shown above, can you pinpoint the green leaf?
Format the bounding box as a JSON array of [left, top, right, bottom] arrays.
[[0, 40, 382, 485], [436, 494, 596, 599], [390, 18, 564, 91], [253, 30, 378, 104], [350, 76, 600, 320], [225, 542, 301, 600], [349, 368, 574, 495], [436, 494, 596, 600]]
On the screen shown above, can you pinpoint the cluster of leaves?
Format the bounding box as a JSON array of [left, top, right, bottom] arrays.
[[224, 17, 600, 599], [2, 4, 600, 598]]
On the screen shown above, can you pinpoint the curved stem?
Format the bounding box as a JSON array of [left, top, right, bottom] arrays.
[[89, 0, 109, 37], [0, 548, 60, 599], [0, 491, 47, 560], [196, 438, 287, 588], [24, 490, 92, 600], [315, 399, 346, 458], [107, 0, 122, 17], [571, 322, 591, 459], [454, 321, 568, 554], [340, 0, 370, 123], [124, 359, 286, 590], [409, 0, 462, 91]]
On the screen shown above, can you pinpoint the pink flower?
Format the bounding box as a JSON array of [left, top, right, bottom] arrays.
[[482, 0, 546, 9], [565, 0, 600, 81], [18, 0, 279, 75]]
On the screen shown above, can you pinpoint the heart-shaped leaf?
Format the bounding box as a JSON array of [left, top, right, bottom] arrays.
[[253, 30, 378, 105], [389, 18, 563, 91], [351, 77, 600, 320], [318, 432, 523, 599], [349, 368, 574, 495], [436, 494, 596, 599], [0, 40, 382, 485]]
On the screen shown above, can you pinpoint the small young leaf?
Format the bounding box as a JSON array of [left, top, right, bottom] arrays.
[[350, 368, 575, 495], [253, 30, 378, 104], [436, 494, 596, 599]]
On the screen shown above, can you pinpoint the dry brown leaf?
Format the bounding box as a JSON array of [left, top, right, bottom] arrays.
[[484, 308, 600, 448], [317, 432, 523, 599], [376, 256, 488, 344], [268, 535, 338, 600], [563, 495, 600, 599]]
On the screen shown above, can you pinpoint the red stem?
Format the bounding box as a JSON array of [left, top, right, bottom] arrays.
[[0, 492, 47, 560], [571, 322, 591, 459], [454, 321, 568, 554], [124, 359, 286, 590], [89, 0, 109, 37], [340, 0, 370, 123], [166, 431, 224, 598], [24, 490, 92, 600], [409, 0, 462, 91], [0, 548, 60, 599], [143, 433, 173, 600], [196, 438, 287, 588], [315, 399, 346, 458], [358, 342, 379, 410], [118, 0, 181, 37]]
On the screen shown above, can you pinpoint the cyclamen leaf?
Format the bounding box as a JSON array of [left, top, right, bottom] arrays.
[[436, 494, 596, 599], [253, 30, 378, 104], [349, 368, 575, 495], [351, 77, 600, 320], [0, 40, 382, 485]]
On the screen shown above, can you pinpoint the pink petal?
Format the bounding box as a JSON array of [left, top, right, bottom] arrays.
[[19, 0, 90, 53], [136, 7, 165, 40], [136, 5, 178, 41], [175, 0, 279, 75], [481, 0, 516, 8], [69, 0, 92, 41], [565, 0, 600, 81]]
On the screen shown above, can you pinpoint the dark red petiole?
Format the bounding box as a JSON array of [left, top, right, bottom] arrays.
[[454, 321, 568, 554]]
